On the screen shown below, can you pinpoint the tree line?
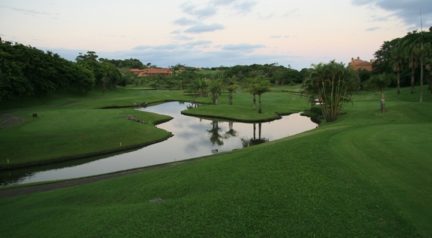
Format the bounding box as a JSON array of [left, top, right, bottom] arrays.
[[0, 39, 94, 101]]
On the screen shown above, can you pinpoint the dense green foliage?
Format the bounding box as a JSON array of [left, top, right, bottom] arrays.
[[373, 30, 432, 94], [221, 64, 304, 85], [99, 58, 145, 69], [303, 61, 357, 121], [76, 51, 123, 90], [0, 87, 431, 237], [0, 40, 94, 101]]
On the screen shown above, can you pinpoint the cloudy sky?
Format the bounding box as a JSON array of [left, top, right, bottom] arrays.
[[0, 0, 431, 69]]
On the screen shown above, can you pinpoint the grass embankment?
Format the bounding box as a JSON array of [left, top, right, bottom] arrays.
[[0, 88, 307, 169], [0, 89, 204, 169], [0, 87, 431, 237]]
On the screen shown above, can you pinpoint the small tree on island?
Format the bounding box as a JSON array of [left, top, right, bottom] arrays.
[[366, 73, 393, 113], [208, 79, 223, 104], [247, 77, 271, 113], [225, 77, 238, 105], [303, 61, 356, 122]]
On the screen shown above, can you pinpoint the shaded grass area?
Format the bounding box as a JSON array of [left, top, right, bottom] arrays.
[[0, 87, 431, 237]]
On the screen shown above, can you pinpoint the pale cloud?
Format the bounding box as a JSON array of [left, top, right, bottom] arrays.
[[232, 0, 257, 14], [365, 26, 380, 31], [174, 17, 197, 26], [270, 35, 290, 39], [181, 2, 217, 18], [0, 5, 54, 16], [211, 0, 236, 6], [222, 43, 264, 51], [185, 23, 224, 33], [352, 0, 432, 26]]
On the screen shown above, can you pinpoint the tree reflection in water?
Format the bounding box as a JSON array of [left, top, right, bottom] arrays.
[[242, 122, 269, 147], [208, 120, 223, 146], [224, 121, 237, 138]]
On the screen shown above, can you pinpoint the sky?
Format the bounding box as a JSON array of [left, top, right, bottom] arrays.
[[0, 0, 431, 69]]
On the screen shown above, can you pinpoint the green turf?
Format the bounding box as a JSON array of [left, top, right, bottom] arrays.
[[183, 90, 308, 121], [0, 87, 431, 237], [0, 89, 206, 168], [0, 88, 307, 167]]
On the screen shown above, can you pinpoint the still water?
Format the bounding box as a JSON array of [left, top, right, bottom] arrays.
[[0, 101, 317, 186]]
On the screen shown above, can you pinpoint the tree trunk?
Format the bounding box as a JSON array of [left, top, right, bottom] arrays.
[[253, 94, 256, 106], [397, 71, 401, 95], [253, 123, 256, 140], [420, 57, 424, 103], [380, 89, 385, 113], [258, 123, 262, 140], [258, 94, 262, 114], [429, 74, 432, 93], [411, 64, 415, 94]]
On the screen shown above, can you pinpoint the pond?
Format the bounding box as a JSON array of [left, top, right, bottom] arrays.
[[0, 101, 317, 186]]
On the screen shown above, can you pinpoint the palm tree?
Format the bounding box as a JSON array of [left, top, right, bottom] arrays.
[[208, 79, 223, 104], [367, 73, 393, 113], [226, 78, 238, 105], [246, 78, 258, 107], [190, 78, 208, 97], [425, 42, 432, 93], [248, 77, 271, 113], [303, 61, 356, 122], [402, 32, 421, 94], [390, 38, 404, 94]]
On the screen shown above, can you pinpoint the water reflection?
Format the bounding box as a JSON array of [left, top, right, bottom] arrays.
[[0, 102, 317, 186], [242, 123, 269, 147], [209, 121, 223, 146]]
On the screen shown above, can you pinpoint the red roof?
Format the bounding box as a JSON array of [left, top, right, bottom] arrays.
[[349, 57, 373, 72], [129, 68, 172, 77]]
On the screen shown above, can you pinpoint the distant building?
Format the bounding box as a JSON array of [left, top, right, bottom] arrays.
[[129, 68, 173, 77], [348, 57, 373, 72]]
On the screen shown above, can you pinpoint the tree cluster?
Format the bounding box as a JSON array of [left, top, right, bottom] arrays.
[[0, 39, 94, 101], [373, 30, 432, 99]]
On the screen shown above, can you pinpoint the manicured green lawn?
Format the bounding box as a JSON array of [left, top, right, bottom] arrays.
[[0, 89, 201, 168], [0, 87, 431, 237], [184, 90, 308, 121], [0, 88, 306, 168]]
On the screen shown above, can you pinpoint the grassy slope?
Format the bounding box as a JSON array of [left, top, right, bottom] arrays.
[[0, 89, 205, 168], [0, 87, 431, 237]]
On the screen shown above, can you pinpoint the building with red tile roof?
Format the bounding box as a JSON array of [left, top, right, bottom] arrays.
[[129, 68, 173, 77], [348, 57, 373, 72]]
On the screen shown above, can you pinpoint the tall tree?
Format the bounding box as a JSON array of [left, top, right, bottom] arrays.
[[225, 77, 238, 105], [208, 79, 223, 104], [303, 61, 356, 122], [402, 32, 422, 94], [390, 38, 404, 94], [248, 77, 271, 113]]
